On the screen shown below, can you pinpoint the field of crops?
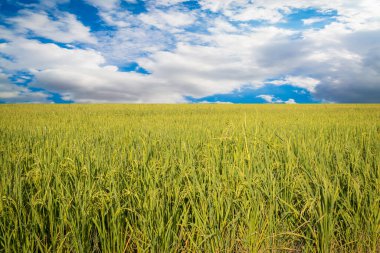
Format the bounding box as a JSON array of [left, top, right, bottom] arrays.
[[0, 104, 379, 252]]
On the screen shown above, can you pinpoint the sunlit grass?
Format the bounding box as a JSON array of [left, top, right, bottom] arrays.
[[0, 104, 379, 252]]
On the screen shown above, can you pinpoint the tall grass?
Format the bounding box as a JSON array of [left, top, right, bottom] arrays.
[[0, 104, 379, 252]]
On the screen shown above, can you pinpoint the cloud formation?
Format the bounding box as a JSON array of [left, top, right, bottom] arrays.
[[0, 72, 49, 103], [256, 94, 296, 104], [7, 10, 96, 44], [0, 0, 379, 103]]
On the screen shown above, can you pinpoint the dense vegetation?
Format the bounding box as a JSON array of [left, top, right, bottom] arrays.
[[0, 104, 379, 252]]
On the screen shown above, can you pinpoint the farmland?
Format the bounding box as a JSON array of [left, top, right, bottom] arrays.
[[0, 104, 379, 252]]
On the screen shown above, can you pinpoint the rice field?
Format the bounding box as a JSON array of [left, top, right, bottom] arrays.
[[0, 104, 379, 252]]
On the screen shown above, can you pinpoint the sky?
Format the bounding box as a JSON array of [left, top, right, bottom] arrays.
[[0, 0, 380, 104]]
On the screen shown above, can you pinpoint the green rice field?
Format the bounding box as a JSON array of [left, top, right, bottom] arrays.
[[0, 104, 379, 252]]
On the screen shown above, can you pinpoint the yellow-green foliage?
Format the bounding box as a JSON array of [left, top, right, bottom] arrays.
[[0, 104, 379, 252]]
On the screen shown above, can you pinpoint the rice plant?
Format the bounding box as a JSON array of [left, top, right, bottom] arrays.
[[0, 104, 379, 252]]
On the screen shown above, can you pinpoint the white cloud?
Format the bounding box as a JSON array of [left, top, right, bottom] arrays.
[[0, 39, 104, 71], [97, 8, 136, 28], [39, 0, 70, 8], [208, 18, 238, 33], [138, 43, 259, 97], [0, 25, 16, 41], [139, 9, 196, 29], [285, 98, 297, 104], [33, 67, 185, 103], [269, 76, 320, 93], [0, 72, 49, 103], [1, 0, 380, 103], [84, 0, 119, 10], [303, 18, 325, 26], [199, 0, 380, 29], [256, 95, 296, 104], [0, 38, 186, 103], [199, 0, 238, 13], [84, 0, 146, 10], [8, 10, 96, 44], [256, 94, 276, 103], [152, 0, 189, 6], [5, 19, 376, 103], [231, 5, 285, 23], [136, 27, 300, 97], [96, 26, 174, 64]]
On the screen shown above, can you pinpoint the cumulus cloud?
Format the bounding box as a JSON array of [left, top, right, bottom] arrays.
[[0, 72, 49, 103], [256, 94, 277, 103], [7, 10, 96, 44], [199, 0, 380, 27], [38, 0, 70, 8], [285, 99, 297, 104], [269, 76, 320, 93], [0, 38, 185, 103], [0, 0, 379, 103], [95, 26, 175, 64], [302, 18, 326, 26], [33, 67, 185, 103], [84, 0, 119, 10], [139, 9, 196, 30], [256, 95, 297, 104], [0, 39, 104, 71]]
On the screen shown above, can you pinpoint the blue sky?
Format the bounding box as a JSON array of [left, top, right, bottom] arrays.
[[0, 0, 379, 103]]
